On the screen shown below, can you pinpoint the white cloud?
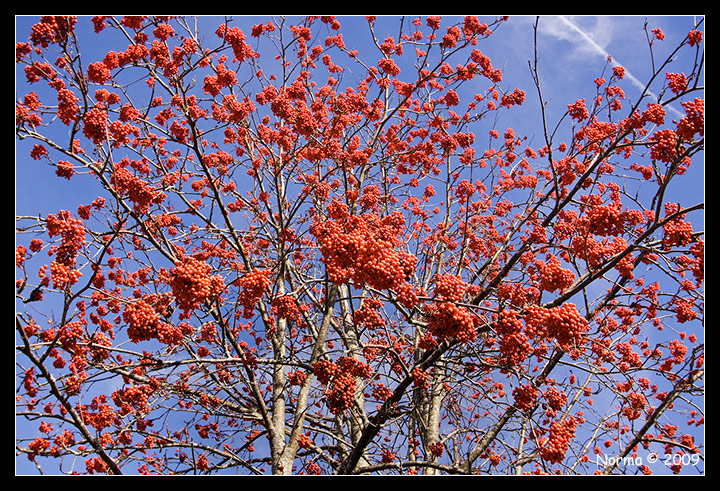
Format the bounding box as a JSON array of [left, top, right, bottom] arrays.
[[538, 16, 684, 117]]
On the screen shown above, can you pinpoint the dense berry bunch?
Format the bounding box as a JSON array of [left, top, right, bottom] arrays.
[[641, 103, 666, 126], [539, 416, 580, 464], [676, 97, 704, 141], [46, 210, 86, 265], [122, 298, 163, 343], [432, 273, 467, 301], [353, 297, 386, 329], [513, 383, 538, 413], [539, 258, 575, 293], [542, 386, 568, 415], [495, 309, 533, 366], [426, 301, 477, 343], [524, 303, 589, 352], [271, 294, 305, 327], [28, 16, 77, 48], [49, 258, 82, 289], [585, 204, 625, 237], [666, 72, 688, 95], [82, 106, 108, 144], [567, 98, 589, 121], [662, 203, 694, 248], [311, 206, 416, 292], [313, 356, 372, 415], [46, 210, 86, 288], [167, 256, 225, 316], [111, 383, 156, 416], [674, 298, 697, 324], [111, 163, 166, 214], [235, 269, 272, 319], [395, 281, 419, 309], [649, 129, 679, 163], [412, 367, 431, 391]]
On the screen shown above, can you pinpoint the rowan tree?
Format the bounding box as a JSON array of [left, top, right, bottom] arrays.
[[16, 15, 704, 475]]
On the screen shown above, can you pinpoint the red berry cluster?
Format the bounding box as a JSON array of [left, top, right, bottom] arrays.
[[665, 72, 688, 95], [122, 298, 164, 343], [676, 97, 704, 141], [539, 258, 575, 293], [167, 255, 225, 316], [649, 128, 679, 163], [571, 235, 633, 278], [46, 210, 86, 289], [432, 273, 466, 302], [428, 442, 444, 458], [395, 281, 419, 309], [585, 204, 625, 237], [641, 103, 666, 126], [495, 309, 533, 366], [311, 203, 416, 292], [371, 383, 393, 402], [112, 163, 166, 214], [513, 383, 538, 413], [235, 268, 272, 319], [111, 382, 156, 416], [542, 386, 568, 416], [539, 416, 580, 464], [353, 297, 386, 330], [82, 106, 108, 145], [567, 98, 589, 121], [49, 260, 82, 290], [674, 299, 697, 324], [662, 203, 694, 249], [46, 210, 86, 264], [621, 391, 647, 421], [28, 16, 77, 49], [426, 301, 477, 343], [296, 433, 313, 450], [412, 367, 431, 391], [271, 294, 305, 327], [85, 457, 108, 475], [524, 303, 589, 352], [312, 356, 372, 415]]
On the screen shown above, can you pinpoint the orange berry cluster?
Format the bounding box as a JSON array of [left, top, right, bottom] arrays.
[[649, 128, 679, 163], [46, 210, 86, 262], [539, 416, 580, 464], [512, 383, 539, 413], [495, 309, 533, 366], [50, 260, 82, 289], [353, 298, 386, 329], [585, 204, 625, 237], [167, 256, 225, 316], [46, 210, 86, 289], [112, 164, 165, 214], [662, 203, 694, 249], [539, 258, 575, 293], [524, 303, 589, 352], [311, 205, 416, 292], [676, 97, 704, 141], [432, 273, 466, 302], [122, 298, 163, 343], [426, 301, 477, 344], [271, 294, 305, 327], [82, 106, 108, 144], [111, 383, 156, 417], [235, 268, 272, 319], [312, 356, 372, 415], [412, 367, 431, 391]]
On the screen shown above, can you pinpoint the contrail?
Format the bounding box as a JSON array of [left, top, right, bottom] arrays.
[[557, 16, 684, 118]]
